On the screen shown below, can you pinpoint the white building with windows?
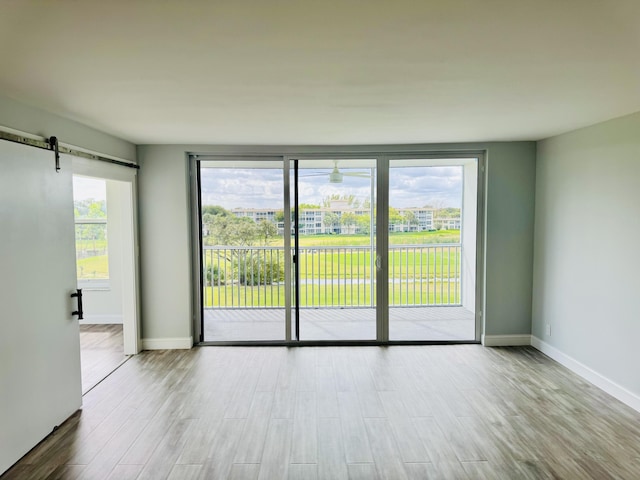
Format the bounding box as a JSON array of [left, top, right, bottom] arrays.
[[229, 204, 459, 234], [231, 208, 279, 223]]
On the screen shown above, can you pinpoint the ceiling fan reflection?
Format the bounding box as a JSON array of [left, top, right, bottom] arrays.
[[299, 161, 371, 184]]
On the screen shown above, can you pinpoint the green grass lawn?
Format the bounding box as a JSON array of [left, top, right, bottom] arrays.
[[75, 237, 109, 279], [295, 249, 460, 279], [293, 230, 460, 246], [204, 248, 460, 281], [203, 280, 460, 308], [76, 255, 109, 279]]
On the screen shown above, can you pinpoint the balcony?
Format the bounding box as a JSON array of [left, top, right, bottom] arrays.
[[202, 244, 474, 341]]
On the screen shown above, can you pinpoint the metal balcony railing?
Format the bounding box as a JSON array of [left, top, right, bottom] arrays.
[[202, 244, 461, 308]]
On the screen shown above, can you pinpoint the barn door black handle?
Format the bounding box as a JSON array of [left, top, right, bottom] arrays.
[[71, 289, 83, 320]]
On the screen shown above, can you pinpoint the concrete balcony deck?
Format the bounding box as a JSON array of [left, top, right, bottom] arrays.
[[204, 306, 475, 342]]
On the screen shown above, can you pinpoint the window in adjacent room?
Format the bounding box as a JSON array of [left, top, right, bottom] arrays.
[[72, 176, 109, 288]]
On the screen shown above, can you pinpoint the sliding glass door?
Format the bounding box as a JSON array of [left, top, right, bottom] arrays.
[[195, 153, 481, 344], [199, 159, 288, 341], [387, 157, 478, 341], [293, 159, 377, 340]]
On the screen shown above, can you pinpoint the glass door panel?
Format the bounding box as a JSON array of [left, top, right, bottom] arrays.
[[200, 160, 287, 341], [294, 159, 377, 340], [388, 158, 477, 341]]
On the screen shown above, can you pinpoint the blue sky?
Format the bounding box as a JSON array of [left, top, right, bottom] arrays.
[[200, 165, 462, 210]]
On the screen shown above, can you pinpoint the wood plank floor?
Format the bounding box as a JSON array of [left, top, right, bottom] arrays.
[[80, 324, 127, 394], [3, 345, 640, 479]]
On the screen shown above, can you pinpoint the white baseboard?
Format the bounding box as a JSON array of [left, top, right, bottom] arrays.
[[141, 337, 193, 350], [79, 314, 123, 325], [531, 336, 640, 413], [482, 334, 531, 346]]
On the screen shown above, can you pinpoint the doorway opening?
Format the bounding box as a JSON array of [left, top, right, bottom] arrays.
[[73, 174, 138, 392]]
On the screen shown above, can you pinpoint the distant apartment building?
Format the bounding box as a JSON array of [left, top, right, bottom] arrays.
[[231, 204, 459, 234], [394, 208, 435, 232], [434, 217, 461, 230], [232, 208, 279, 223]]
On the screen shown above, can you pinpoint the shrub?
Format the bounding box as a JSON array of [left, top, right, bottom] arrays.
[[235, 253, 284, 286], [204, 263, 225, 286]]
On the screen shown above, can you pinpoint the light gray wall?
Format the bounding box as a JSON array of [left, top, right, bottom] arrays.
[[136, 146, 193, 341], [136, 142, 536, 343], [0, 94, 136, 161], [484, 143, 537, 335], [533, 112, 640, 397]]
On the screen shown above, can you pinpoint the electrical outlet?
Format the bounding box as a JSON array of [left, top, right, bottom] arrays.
[[545, 323, 551, 336]]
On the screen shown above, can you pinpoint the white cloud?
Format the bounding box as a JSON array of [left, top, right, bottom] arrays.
[[72, 176, 106, 201], [201, 165, 462, 209]]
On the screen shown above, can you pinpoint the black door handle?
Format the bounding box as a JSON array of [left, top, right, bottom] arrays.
[[71, 289, 83, 320]]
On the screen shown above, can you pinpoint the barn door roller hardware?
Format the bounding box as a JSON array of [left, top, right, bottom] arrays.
[[48, 136, 60, 172], [0, 129, 139, 170]]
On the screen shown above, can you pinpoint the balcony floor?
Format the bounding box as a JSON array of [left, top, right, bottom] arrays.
[[203, 306, 475, 342]]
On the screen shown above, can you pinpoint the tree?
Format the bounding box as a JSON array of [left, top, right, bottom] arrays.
[[322, 194, 341, 207], [437, 207, 460, 218], [204, 212, 284, 286], [322, 194, 360, 208], [388, 207, 403, 230], [256, 219, 278, 246], [340, 212, 358, 234], [202, 205, 231, 217], [402, 211, 418, 231], [323, 212, 340, 233], [431, 202, 460, 230], [356, 214, 371, 234], [202, 205, 232, 244], [74, 200, 107, 255], [87, 201, 106, 219], [207, 215, 258, 246]]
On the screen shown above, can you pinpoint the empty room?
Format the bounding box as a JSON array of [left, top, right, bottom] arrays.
[[1, 1, 639, 479]]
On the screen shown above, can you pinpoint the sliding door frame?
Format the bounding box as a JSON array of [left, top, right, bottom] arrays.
[[191, 149, 485, 346], [190, 155, 204, 343]]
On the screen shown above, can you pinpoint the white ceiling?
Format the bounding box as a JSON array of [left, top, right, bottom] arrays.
[[1, 0, 639, 145]]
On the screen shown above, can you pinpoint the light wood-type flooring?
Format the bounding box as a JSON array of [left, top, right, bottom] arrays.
[[3, 345, 640, 479], [80, 324, 127, 394]]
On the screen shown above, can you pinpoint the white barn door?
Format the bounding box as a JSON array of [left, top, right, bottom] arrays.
[[0, 141, 81, 474]]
